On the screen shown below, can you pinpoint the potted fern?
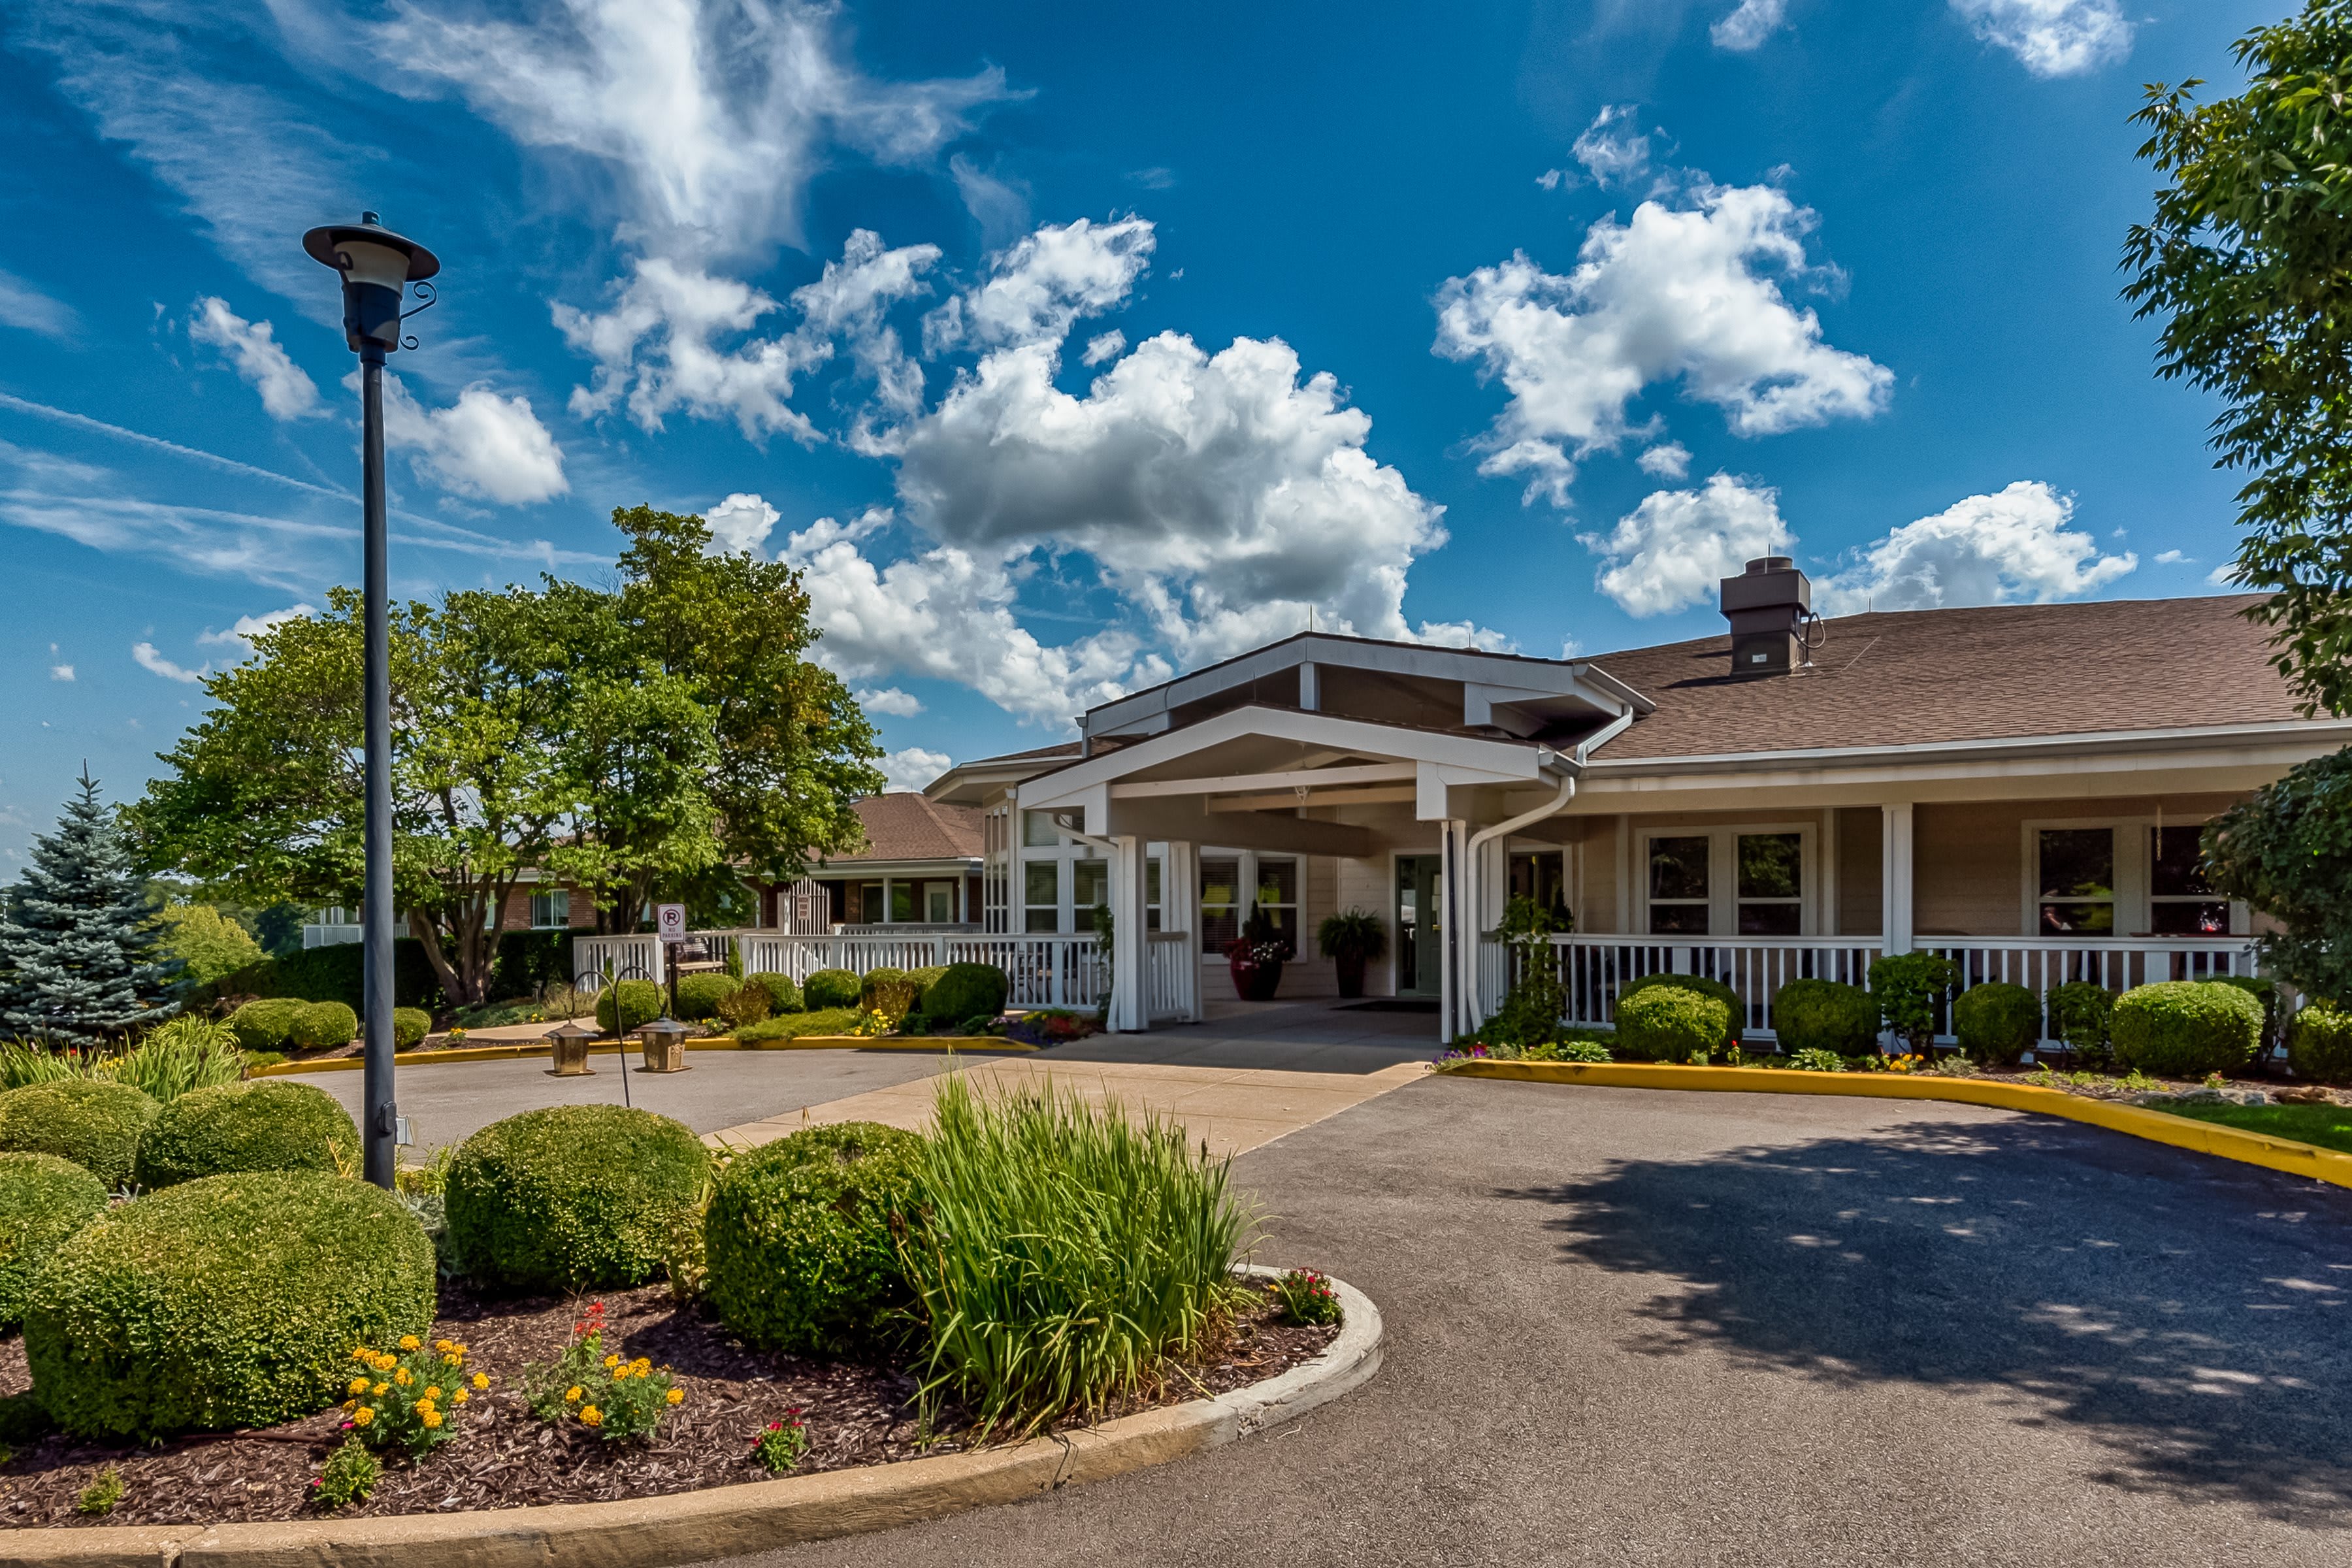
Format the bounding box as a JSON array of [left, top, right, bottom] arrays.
[[1317, 909, 1387, 1000]]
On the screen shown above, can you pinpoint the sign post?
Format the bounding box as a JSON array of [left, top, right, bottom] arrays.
[[655, 904, 687, 1021]]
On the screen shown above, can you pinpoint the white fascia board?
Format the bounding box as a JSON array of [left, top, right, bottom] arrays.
[[808, 857, 981, 877], [1023, 706, 1559, 815], [1582, 718, 2352, 779]]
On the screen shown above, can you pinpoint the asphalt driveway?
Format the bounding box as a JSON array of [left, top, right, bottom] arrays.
[[709, 1077, 2352, 1568]]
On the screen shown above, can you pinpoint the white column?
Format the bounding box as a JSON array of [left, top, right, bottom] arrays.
[[880, 877, 894, 926], [1440, 821, 1472, 1043], [1107, 834, 1150, 1032], [1615, 814, 1633, 936], [1821, 809, 1840, 938], [1164, 840, 1203, 1022], [1881, 803, 1914, 954]]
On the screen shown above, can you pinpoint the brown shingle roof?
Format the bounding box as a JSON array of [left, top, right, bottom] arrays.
[[827, 794, 983, 863], [1584, 595, 2305, 761]]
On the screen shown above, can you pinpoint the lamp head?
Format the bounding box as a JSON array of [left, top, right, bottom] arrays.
[[302, 212, 440, 356]]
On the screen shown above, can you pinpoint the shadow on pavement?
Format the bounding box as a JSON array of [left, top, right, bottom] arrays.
[[1507, 1115, 2352, 1526]]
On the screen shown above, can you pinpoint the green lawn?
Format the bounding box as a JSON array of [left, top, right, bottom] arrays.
[[2153, 1100, 2352, 1155]]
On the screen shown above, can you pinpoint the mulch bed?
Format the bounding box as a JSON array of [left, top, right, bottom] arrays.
[[0, 1280, 1337, 1529]]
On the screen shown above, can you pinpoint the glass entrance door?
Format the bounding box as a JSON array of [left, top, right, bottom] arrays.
[[1396, 855, 1444, 996]]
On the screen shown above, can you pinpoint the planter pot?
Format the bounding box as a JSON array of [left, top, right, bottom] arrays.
[[1228, 953, 1284, 1002], [1333, 952, 1367, 1000]]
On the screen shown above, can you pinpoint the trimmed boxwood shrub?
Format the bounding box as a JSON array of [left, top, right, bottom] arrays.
[[0, 1153, 108, 1327], [860, 966, 919, 1017], [1771, 979, 1878, 1056], [226, 998, 305, 1052], [1953, 982, 2041, 1066], [744, 972, 803, 1014], [674, 973, 739, 1021], [2210, 974, 2282, 1051], [392, 1007, 432, 1049], [445, 1105, 712, 1292], [2111, 981, 2264, 1079], [288, 1001, 358, 1051], [704, 1121, 924, 1354], [2289, 1004, 2352, 1085], [1618, 972, 1740, 1049], [24, 1170, 435, 1440], [803, 969, 861, 1010], [1614, 986, 1733, 1063], [133, 1081, 360, 1189], [595, 979, 662, 1035], [919, 963, 1009, 1030], [0, 1080, 160, 1188]]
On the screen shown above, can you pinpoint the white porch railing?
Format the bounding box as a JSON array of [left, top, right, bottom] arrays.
[[576, 928, 1151, 1015], [574, 932, 664, 987], [1145, 931, 1192, 1024], [1482, 932, 2262, 1048]]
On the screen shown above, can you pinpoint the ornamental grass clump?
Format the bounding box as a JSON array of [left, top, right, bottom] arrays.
[[340, 1335, 485, 1456], [523, 1301, 684, 1442], [445, 1105, 711, 1292], [902, 1075, 1256, 1438], [133, 1079, 360, 1188], [0, 1153, 107, 1326], [108, 1015, 246, 1102]]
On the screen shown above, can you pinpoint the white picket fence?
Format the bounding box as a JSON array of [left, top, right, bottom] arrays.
[[577, 930, 1115, 1011]]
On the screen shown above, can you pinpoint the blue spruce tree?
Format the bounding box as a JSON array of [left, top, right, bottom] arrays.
[[0, 768, 174, 1045]]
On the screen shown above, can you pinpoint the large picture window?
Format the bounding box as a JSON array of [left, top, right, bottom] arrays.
[[1201, 857, 1240, 950], [528, 889, 570, 929], [1736, 833, 1803, 935], [2036, 828, 2115, 935]]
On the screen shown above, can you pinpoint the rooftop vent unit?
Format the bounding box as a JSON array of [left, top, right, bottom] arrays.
[[1719, 557, 1815, 677]]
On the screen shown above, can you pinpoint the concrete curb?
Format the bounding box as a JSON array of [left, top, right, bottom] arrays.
[[1448, 1059, 2352, 1190], [0, 1267, 1379, 1568], [253, 1036, 1033, 1076]]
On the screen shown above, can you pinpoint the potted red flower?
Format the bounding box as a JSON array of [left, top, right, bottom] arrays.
[[1226, 900, 1290, 1002]]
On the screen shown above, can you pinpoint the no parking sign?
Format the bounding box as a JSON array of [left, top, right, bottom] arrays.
[[655, 903, 687, 940]]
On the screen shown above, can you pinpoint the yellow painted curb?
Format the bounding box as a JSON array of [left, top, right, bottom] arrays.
[[253, 1036, 1034, 1075], [0, 1269, 1380, 1568], [1449, 1060, 2352, 1191]]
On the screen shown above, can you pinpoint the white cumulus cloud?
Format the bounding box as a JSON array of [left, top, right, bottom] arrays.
[[924, 216, 1154, 353], [1584, 473, 1791, 617], [371, 374, 568, 506], [1637, 442, 1692, 480], [189, 297, 319, 420], [1712, 0, 1791, 51], [1083, 330, 1126, 367], [1815, 481, 2136, 613], [131, 642, 206, 683], [1571, 105, 1653, 189], [197, 604, 316, 656], [705, 492, 781, 555], [48, 662, 74, 682], [1949, 0, 2131, 78], [879, 746, 955, 794], [856, 687, 924, 717], [1435, 180, 1890, 504]]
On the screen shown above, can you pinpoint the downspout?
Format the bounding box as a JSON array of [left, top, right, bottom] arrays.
[[1458, 707, 1636, 1034]]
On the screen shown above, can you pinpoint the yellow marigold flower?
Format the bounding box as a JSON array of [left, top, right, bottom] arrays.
[[420, 1408, 443, 1428], [434, 1339, 452, 1352], [393, 1368, 412, 1387], [564, 1386, 582, 1403], [580, 1406, 602, 1427], [472, 1373, 490, 1390], [442, 1354, 461, 1367], [452, 1388, 470, 1405], [375, 1353, 397, 1371], [340, 1399, 357, 1413], [348, 1377, 370, 1395], [399, 1335, 421, 1351], [664, 1388, 683, 1405], [372, 1383, 390, 1397], [632, 1357, 650, 1371], [352, 1407, 375, 1427], [603, 1354, 620, 1369]]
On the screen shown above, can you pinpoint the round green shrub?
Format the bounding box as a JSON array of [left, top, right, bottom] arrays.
[[594, 979, 662, 1034], [906, 966, 949, 1007], [1614, 986, 1733, 1063], [1618, 973, 1740, 1049], [225, 998, 304, 1052], [744, 972, 803, 1014], [1771, 979, 1878, 1056], [444, 1104, 711, 1292], [0, 1153, 107, 1327], [24, 1171, 434, 1440], [2111, 981, 2264, 1079], [2209, 974, 2281, 1049], [1953, 982, 2041, 1066], [704, 1121, 924, 1354], [673, 973, 739, 1021], [803, 969, 860, 1010], [288, 1001, 358, 1051], [132, 1081, 361, 1189], [2289, 1004, 2352, 1085], [0, 1079, 160, 1189], [919, 963, 1008, 1030], [860, 966, 918, 1016], [392, 1007, 432, 1049]]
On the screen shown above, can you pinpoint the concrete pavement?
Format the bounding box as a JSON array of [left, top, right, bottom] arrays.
[[706, 1076, 2352, 1568]]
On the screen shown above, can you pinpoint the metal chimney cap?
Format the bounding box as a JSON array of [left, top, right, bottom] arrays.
[[1744, 557, 1794, 574]]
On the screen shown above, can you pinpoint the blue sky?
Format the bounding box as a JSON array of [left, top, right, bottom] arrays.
[[0, 0, 2281, 867]]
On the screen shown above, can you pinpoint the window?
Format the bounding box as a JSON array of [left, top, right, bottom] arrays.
[[1071, 859, 1109, 919], [2149, 825, 2229, 935], [1647, 836, 1710, 935], [1736, 833, 1803, 935], [858, 881, 884, 924], [2037, 828, 2114, 935], [1147, 857, 1162, 932], [528, 889, 570, 930], [924, 881, 956, 924], [889, 881, 915, 923], [1022, 810, 1062, 848], [1201, 857, 1241, 951], [1024, 861, 1060, 934], [1509, 851, 1569, 924], [1254, 858, 1299, 956]]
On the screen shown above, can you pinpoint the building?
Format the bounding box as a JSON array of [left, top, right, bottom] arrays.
[[926, 563, 2351, 1042], [753, 791, 985, 932]]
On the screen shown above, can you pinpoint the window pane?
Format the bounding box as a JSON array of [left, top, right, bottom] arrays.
[[2150, 826, 2214, 897], [1072, 860, 1108, 908], [2151, 901, 2231, 936], [925, 883, 954, 923], [2038, 829, 2114, 902], [1649, 838, 1709, 901], [1649, 903, 1709, 936], [1024, 861, 1059, 907], [1203, 904, 1239, 948], [889, 882, 914, 922], [858, 883, 883, 922], [1024, 907, 1059, 934], [1737, 902, 1803, 936], [1256, 858, 1298, 907], [2039, 900, 2115, 936], [1146, 859, 1161, 906], [1021, 810, 1060, 848], [1200, 858, 1239, 910], [1737, 834, 1802, 900]]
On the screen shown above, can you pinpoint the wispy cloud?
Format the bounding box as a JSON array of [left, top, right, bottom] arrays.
[[131, 642, 208, 684], [0, 269, 78, 340], [189, 298, 321, 420]]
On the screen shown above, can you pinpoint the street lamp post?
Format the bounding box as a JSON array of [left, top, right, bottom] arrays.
[[302, 213, 440, 1190]]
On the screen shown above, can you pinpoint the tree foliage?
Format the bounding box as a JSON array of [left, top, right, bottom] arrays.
[[0, 770, 176, 1045], [2124, 2, 2352, 716], [150, 903, 264, 989], [2204, 747, 2352, 1004]]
